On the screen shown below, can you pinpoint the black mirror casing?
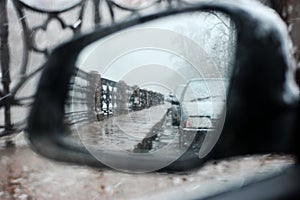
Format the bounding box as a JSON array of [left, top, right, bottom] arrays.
[[27, 0, 299, 172]]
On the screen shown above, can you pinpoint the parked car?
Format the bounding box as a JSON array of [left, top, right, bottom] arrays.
[[178, 79, 227, 148]]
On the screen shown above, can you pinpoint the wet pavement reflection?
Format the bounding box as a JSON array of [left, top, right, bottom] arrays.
[[69, 103, 207, 160], [74, 105, 182, 153]]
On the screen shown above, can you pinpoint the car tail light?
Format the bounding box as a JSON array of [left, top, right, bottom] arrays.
[[185, 117, 212, 129]]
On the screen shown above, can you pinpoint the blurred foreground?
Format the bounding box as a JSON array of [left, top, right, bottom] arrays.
[[0, 134, 295, 200]]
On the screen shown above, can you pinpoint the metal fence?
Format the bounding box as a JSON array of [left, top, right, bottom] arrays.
[[65, 67, 164, 125], [0, 0, 188, 137]]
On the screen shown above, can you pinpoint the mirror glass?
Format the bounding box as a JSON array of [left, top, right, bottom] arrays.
[[65, 11, 236, 172]]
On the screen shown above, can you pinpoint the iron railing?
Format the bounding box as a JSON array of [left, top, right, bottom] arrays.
[[1, 0, 194, 137], [65, 67, 164, 125]]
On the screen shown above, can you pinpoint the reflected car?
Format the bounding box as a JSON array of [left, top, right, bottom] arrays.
[[179, 79, 227, 147], [165, 93, 177, 104]]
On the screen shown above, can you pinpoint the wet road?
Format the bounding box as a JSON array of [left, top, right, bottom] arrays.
[[72, 105, 178, 152]]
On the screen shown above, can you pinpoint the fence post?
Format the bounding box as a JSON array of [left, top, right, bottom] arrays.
[[132, 86, 141, 111], [0, 0, 12, 136], [88, 71, 101, 121], [95, 73, 103, 120], [115, 80, 128, 115]]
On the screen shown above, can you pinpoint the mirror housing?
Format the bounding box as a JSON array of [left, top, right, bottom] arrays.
[[27, 0, 299, 172]]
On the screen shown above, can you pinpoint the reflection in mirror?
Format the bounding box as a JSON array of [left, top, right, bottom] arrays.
[[65, 11, 236, 172]]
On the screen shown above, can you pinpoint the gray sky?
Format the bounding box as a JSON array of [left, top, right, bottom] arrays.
[[76, 11, 232, 94]]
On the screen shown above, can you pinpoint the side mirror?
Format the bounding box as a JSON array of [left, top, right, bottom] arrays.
[[27, 0, 299, 173]]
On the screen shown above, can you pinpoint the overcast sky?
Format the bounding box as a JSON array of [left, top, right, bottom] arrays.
[[76, 11, 232, 94]]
